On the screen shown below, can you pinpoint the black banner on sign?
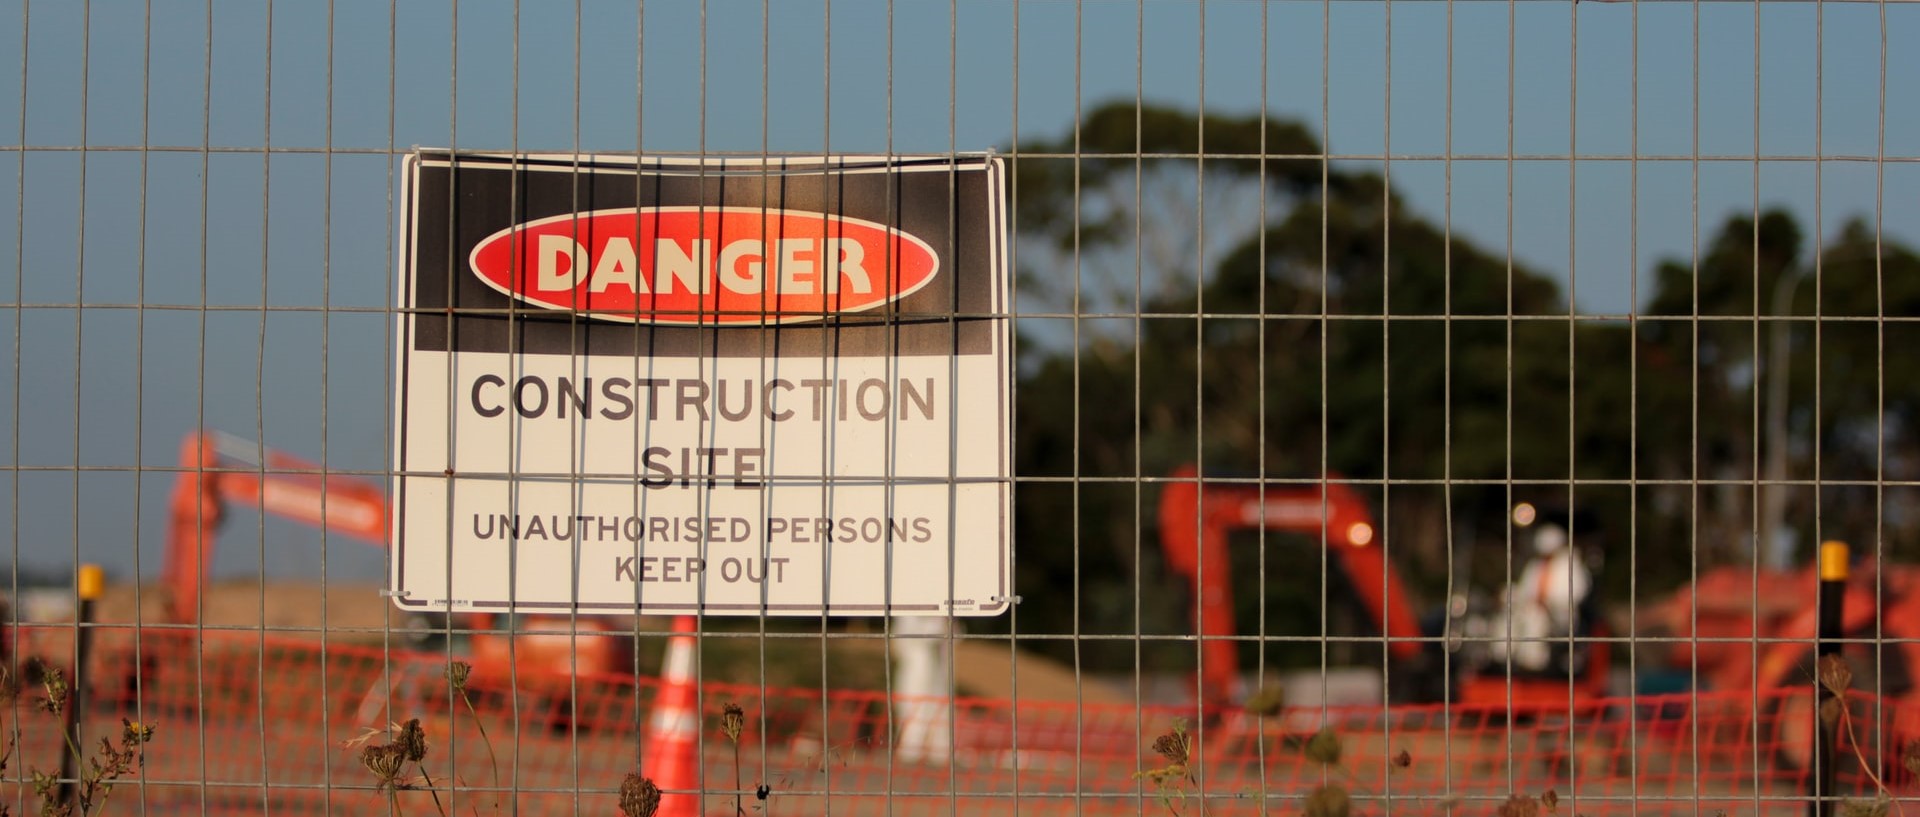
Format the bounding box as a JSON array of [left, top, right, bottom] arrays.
[[405, 153, 1000, 358]]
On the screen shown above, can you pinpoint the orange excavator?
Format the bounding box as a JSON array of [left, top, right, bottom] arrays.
[[162, 430, 626, 685], [1646, 555, 1920, 705], [1158, 465, 1611, 711], [1643, 551, 1920, 772], [164, 431, 390, 625], [1158, 465, 1421, 708]]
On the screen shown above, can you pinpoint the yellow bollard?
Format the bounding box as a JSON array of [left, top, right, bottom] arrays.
[[77, 564, 105, 602], [1810, 541, 1847, 817], [1818, 540, 1849, 582]]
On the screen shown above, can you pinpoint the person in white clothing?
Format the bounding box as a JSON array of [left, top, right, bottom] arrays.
[[1491, 521, 1593, 674]]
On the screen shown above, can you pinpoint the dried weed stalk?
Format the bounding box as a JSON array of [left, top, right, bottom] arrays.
[[1303, 729, 1343, 767], [1842, 798, 1893, 817], [0, 732, 17, 817], [1134, 719, 1200, 816], [36, 663, 68, 717], [1243, 686, 1286, 813], [1817, 654, 1906, 817], [1300, 729, 1361, 817], [0, 662, 19, 706], [350, 719, 446, 817], [1303, 784, 1350, 817], [1243, 686, 1286, 719], [360, 743, 407, 791], [1497, 794, 1542, 817], [721, 703, 745, 816], [619, 773, 661, 817], [398, 718, 449, 817], [446, 661, 501, 812], [21, 718, 155, 817], [1292, 727, 1416, 817]]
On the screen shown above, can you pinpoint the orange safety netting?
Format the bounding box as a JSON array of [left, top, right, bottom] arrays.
[[4, 627, 1913, 816]]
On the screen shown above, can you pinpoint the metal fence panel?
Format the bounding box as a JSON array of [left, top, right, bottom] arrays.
[[4, 1, 1918, 815]]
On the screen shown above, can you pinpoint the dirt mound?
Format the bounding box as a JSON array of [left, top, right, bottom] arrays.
[[88, 581, 402, 640]]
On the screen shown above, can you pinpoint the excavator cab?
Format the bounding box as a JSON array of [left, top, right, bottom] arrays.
[[1445, 503, 1611, 709]]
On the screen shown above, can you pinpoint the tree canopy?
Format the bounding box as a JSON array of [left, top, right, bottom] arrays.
[[998, 101, 1920, 674]]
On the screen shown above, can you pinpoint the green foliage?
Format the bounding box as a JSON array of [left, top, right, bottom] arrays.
[[1015, 104, 1324, 251], [1005, 101, 1583, 671], [1636, 211, 1920, 566]]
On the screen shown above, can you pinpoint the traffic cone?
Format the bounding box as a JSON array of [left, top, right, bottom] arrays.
[[644, 615, 702, 817]]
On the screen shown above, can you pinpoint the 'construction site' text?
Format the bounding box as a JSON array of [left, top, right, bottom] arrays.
[[469, 375, 938, 423]]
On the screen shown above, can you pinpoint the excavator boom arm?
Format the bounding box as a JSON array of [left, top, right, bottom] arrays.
[[1160, 466, 1422, 707], [163, 432, 388, 624]]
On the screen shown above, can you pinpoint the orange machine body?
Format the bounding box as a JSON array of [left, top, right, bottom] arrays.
[[1648, 558, 1920, 699]]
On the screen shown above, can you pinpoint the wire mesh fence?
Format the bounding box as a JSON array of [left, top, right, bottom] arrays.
[[15, 625, 1918, 817], [5, 1, 1920, 815]]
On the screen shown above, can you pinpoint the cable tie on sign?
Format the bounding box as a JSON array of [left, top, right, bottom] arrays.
[[989, 595, 1022, 605], [379, 589, 411, 598]]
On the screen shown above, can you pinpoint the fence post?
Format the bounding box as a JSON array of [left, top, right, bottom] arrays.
[[59, 564, 105, 810], [1810, 541, 1847, 817]]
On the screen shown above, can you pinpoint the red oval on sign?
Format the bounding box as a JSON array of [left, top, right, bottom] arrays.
[[467, 207, 941, 325]]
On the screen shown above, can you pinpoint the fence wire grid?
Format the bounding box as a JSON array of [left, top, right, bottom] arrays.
[[5, 1, 1920, 816]]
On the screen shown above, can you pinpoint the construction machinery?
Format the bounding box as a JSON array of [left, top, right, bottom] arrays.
[[1645, 554, 1920, 701], [1643, 551, 1920, 771], [1442, 503, 1615, 711], [1158, 465, 1611, 712], [164, 431, 390, 625], [1157, 465, 1422, 709], [161, 430, 628, 689]]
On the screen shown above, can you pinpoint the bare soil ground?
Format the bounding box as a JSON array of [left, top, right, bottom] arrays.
[[55, 582, 1120, 704], [87, 581, 412, 640]]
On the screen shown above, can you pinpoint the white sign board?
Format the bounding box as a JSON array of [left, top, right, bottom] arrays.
[[392, 153, 1011, 616]]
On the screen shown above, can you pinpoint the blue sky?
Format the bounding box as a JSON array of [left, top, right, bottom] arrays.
[[2, 0, 1916, 582]]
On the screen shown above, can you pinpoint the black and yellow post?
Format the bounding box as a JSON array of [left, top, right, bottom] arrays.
[[59, 564, 104, 810], [1810, 541, 1847, 817]]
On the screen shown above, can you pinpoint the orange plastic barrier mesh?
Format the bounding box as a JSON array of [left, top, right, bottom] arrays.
[[5, 628, 1914, 816]]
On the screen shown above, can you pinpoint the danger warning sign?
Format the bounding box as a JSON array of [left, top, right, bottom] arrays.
[[391, 152, 1011, 616]]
